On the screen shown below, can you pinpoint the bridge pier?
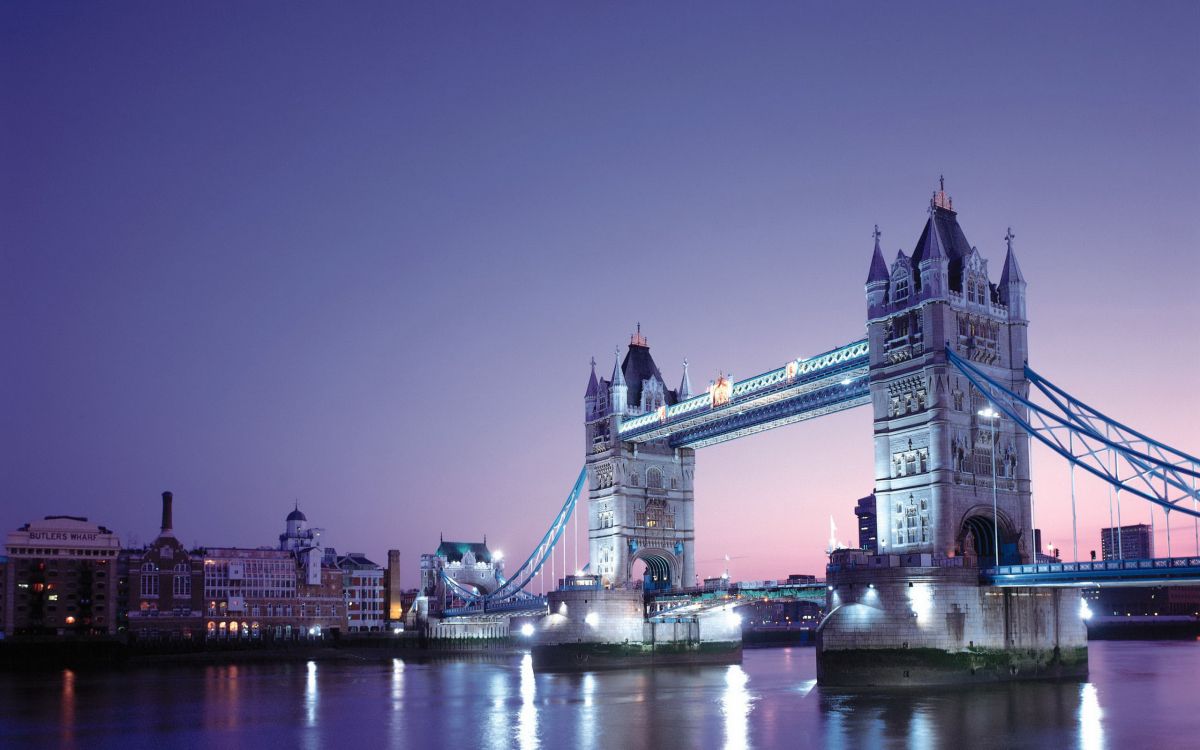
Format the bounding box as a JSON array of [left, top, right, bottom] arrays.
[[816, 550, 1087, 686], [531, 583, 741, 671]]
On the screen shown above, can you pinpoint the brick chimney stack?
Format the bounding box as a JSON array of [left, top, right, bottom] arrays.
[[161, 491, 174, 536]]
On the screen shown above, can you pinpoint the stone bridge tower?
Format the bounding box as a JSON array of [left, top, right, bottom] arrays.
[[865, 185, 1033, 564], [584, 328, 696, 589]]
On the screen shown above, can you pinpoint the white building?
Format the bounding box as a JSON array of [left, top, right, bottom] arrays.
[[336, 553, 385, 632]]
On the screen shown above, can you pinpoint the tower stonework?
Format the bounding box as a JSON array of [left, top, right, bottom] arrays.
[[817, 186, 1086, 687], [585, 331, 695, 590], [866, 190, 1033, 565]]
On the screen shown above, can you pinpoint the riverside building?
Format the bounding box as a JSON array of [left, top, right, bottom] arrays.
[[3, 515, 122, 635], [123, 494, 347, 639]]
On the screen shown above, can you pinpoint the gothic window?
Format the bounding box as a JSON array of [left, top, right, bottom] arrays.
[[629, 472, 639, 487], [905, 454, 917, 475], [894, 276, 909, 301], [640, 499, 674, 529], [647, 467, 663, 489]]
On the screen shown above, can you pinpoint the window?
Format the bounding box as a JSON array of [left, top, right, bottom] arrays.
[[141, 572, 160, 598], [893, 275, 909, 301], [647, 468, 663, 489], [173, 575, 191, 597]]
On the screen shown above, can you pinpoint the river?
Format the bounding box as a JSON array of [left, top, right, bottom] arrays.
[[1, 640, 1197, 749]]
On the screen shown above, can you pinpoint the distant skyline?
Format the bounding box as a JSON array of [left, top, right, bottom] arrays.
[[3, 2, 1198, 586]]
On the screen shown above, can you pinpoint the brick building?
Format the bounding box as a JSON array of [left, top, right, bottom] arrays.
[[124, 493, 347, 640], [124, 492, 206, 640]]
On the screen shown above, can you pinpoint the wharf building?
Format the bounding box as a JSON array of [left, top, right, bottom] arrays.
[[123, 492, 206, 638], [3, 516, 122, 636], [124, 493, 348, 640], [335, 552, 386, 632], [1100, 524, 1153, 560]]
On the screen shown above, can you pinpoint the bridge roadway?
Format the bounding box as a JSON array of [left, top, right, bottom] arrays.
[[618, 339, 869, 448]]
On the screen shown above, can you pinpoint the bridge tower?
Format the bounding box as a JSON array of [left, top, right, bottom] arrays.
[[584, 328, 695, 590], [865, 185, 1033, 565], [818, 185, 1085, 686]]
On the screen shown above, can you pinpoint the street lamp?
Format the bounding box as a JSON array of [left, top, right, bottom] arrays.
[[978, 406, 1001, 568]]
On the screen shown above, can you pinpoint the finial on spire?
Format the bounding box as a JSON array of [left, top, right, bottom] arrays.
[[630, 322, 648, 347], [590, 356, 596, 370], [1005, 227, 1015, 251], [931, 175, 953, 211], [873, 224, 881, 243]]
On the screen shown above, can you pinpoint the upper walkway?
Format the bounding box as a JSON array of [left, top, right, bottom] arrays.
[[618, 339, 869, 448]]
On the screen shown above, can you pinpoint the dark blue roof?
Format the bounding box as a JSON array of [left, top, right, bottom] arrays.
[[287, 508, 307, 522], [911, 206, 973, 292]]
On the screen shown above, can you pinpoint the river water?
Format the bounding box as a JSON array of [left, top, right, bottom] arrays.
[[1, 641, 1197, 749]]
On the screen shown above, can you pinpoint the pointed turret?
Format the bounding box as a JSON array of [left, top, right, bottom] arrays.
[[998, 227, 1027, 321], [584, 356, 600, 418], [915, 207, 949, 299], [678, 359, 692, 400], [609, 346, 628, 415], [585, 356, 600, 397], [866, 225, 890, 311]]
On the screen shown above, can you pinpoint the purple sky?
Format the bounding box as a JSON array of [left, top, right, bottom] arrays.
[[3, 3, 1198, 586]]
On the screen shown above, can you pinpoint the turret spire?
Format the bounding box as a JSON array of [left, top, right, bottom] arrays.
[[999, 227, 1026, 286], [611, 346, 626, 387], [585, 356, 600, 398], [678, 358, 692, 399], [866, 224, 889, 284]]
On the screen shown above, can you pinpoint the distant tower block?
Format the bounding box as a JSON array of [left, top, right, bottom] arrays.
[[865, 187, 1032, 564], [584, 327, 695, 590]]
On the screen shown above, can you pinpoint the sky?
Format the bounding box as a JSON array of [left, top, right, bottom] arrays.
[[2, 2, 1198, 587]]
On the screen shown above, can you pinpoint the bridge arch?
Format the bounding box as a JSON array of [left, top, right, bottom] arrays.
[[958, 507, 1020, 565], [628, 548, 678, 590]]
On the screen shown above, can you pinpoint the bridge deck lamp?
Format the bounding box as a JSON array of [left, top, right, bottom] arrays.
[[978, 406, 1002, 568]]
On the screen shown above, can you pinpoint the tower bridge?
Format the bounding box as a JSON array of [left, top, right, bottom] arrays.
[[430, 183, 1200, 683]]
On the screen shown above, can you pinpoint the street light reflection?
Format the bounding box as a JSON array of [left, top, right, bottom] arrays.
[[518, 653, 539, 750], [1079, 683, 1104, 750], [722, 665, 753, 750]]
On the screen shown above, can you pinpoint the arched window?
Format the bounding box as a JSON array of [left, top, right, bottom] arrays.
[[647, 467, 663, 489], [893, 274, 910, 302]]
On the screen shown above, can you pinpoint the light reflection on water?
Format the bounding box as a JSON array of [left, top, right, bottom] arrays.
[[722, 665, 753, 750], [3, 642, 1199, 749]]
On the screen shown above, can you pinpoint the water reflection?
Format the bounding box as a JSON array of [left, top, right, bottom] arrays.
[[61, 669, 75, 748], [0, 643, 1195, 749], [576, 672, 596, 750], [1079, 683, 1104, 750], [305, 661, 318, 728], [388, 659, 405, 746], [517, 653, 538, 750], [722, 665, 753, 750]]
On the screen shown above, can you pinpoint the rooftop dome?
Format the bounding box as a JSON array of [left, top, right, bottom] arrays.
[[287, 507, 307, 523]]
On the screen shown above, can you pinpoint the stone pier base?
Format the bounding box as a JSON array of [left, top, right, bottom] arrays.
[[531, 587, 741, 671], [817, 554, 1088, 687]]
